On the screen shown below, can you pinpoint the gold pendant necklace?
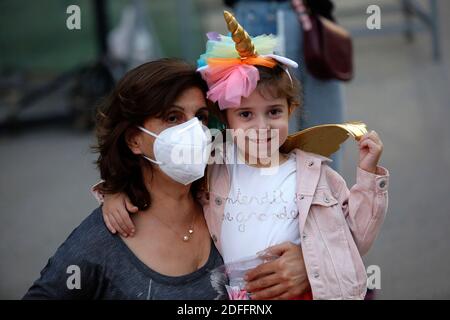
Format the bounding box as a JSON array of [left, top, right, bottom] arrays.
[[183, 228, 194, 242], [153, 212, 196, 242]]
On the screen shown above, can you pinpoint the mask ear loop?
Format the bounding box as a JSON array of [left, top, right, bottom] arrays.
[[137, 126, 163, 165], [138, 126, 159, 138]]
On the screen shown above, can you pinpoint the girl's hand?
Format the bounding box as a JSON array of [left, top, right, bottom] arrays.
[[102, 193, 138, 237], [358, 130, 383, 174], [243, 242, 310, 300]]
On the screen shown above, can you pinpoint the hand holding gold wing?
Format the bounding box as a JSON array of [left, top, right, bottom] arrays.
[[280, 122, 368, 157]]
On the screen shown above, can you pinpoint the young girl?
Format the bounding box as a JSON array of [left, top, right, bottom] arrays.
[[95, 12, 389, 299]]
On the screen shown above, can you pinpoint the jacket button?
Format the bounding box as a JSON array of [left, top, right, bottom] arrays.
[[313, 272, 320, 279], [302, 233, 307, 240], [379, 180, 386, 189], [212, 234, 218, 242], [308, 160, 314, 167], [300, 194, 305, 200], [215, 197, 223, 206], [324, 196, 330, 203]]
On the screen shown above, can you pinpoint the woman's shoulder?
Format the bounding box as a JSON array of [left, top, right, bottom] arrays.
[[55, 207, 116, 260], [76, 207, 106, 232], [22, 207, 113, 299], [70, 207, 109, 238]]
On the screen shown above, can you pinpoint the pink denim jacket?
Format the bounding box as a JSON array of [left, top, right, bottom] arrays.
[[199, 148, 389, 300]]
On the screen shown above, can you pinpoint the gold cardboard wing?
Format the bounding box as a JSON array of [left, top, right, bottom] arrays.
[[280, 121, 368, 157]]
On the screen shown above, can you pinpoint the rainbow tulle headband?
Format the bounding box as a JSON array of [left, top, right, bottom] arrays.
[[197, 11, 298, 110]]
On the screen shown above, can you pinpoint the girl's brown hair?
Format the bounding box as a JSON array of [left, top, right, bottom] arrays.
[[212, 63, 303, 125], [256, 64, 302, 113], [94, 58, 208, 210]]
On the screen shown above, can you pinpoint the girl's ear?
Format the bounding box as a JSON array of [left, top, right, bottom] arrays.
[[287, 103, 296, 116], [125, 128, 143, 155], [288, 105, 293, 116]]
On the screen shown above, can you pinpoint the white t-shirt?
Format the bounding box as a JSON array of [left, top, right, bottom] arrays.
[[220, 144, 301, 264]]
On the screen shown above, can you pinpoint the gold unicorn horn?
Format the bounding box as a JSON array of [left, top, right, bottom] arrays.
[[223, 10, 257, 58]]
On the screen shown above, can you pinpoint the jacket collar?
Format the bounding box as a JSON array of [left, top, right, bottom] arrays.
[[294, 148, 331, 197], [293, 148, 333, 164]]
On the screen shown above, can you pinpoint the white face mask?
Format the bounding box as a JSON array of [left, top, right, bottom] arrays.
[[137, 117, 211, 185]]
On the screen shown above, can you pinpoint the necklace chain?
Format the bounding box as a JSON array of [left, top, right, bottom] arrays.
[[152, 211, 196, 242]]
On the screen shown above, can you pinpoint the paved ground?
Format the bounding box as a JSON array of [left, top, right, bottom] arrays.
[[1, 0, 449, 299]]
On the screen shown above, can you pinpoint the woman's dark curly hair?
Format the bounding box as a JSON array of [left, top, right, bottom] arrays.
[[93, 58, 209, 210]]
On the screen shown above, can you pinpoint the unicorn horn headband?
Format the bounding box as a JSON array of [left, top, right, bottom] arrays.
[[197, 11, 298, 110], [223, 10, 257, 58]]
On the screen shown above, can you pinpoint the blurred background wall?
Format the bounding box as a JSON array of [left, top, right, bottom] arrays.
[[1, 0, 449, 299]]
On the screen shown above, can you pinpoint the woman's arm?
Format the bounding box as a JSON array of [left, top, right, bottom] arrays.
[[23, 256, 101, 299], [23, 217, 103, 299], [243, 242, 310, 300]]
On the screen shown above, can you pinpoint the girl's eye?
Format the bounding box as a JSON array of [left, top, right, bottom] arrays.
[[239, 111, 252, 119], [269, 109, 283, 117], [269, 109, 282, 116]]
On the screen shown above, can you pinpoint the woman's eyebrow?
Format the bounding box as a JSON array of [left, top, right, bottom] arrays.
[[167, 105, 185, 112], [170, 105, 208, 113], [196, 107, 209, 112]]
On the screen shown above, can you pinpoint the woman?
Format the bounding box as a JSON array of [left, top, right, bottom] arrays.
[[23, 59, 309, 299]]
